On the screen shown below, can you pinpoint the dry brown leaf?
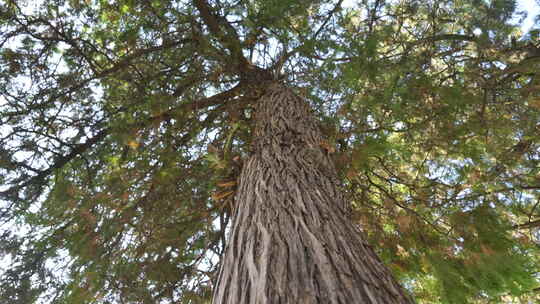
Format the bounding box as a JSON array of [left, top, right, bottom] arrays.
[[217, 181, 237, 188], [396, 215, 412, 231], [212, 190, 234, 201]]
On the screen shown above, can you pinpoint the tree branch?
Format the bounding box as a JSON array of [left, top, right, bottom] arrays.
[[513, 219, 540, 230], [0, 84, 243, 201], [193, 0, 250, 68], [411, 34, 477, 46]]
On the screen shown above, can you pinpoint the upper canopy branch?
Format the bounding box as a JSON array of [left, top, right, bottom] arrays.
[[193, 0, 273, 83], [193, 0, 249, 68]]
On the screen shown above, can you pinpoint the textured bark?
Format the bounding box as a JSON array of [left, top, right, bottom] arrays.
[[213, 83, 415, 304]]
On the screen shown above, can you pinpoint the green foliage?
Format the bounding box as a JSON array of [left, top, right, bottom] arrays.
[[1, 0, 540, 303]]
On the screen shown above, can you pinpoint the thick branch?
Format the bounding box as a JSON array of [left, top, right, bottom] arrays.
[[192, 0, 274, 83], [193, 0, 250, 68]]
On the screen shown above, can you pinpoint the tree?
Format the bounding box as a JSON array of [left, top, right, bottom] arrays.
[[0, 0, 539, 303], [213, 82, 414, 303]]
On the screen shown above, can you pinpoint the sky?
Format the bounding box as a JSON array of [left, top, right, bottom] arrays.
[[517, 0, 540, 31]]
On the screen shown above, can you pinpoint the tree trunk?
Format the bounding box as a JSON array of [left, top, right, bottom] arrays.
[[213, 82, 414, 303]]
